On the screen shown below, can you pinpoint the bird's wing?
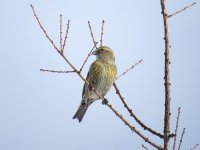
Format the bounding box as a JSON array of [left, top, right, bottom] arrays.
[[82, 60, 102, 98]]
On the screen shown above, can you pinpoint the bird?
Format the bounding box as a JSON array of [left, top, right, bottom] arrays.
[[73, 46, 117, 122]]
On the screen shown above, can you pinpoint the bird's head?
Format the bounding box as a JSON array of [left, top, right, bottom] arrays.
[[92, 46, 115, 64]]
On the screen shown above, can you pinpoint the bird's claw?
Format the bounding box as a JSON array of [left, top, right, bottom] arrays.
[[102, 98, 108, 105]]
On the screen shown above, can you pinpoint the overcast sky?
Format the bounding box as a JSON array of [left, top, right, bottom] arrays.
[[0, 0, 200, 150]]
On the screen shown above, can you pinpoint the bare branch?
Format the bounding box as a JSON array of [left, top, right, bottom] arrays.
[[60, 14, 63, 53], [100, 20, 105, 46], [173, 107, 181, 150], [79, 42, 98, 73], [106, 101, 163, 150], [116, 59, 143, 80], [178, 128, 186, 150], [40, 69, 75, 73], [142, 144, 149, 150], [113, 83, 164, 139], [160, 0, 171, 149], [88, 21, 98, 49], [63, 20, 70, 50], [190, 144, 199, 150], [30, 4, 60, 52], [168, 2, 196, 18]]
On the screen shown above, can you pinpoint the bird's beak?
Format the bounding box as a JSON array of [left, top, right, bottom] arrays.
[[92, 49, 98, 55]]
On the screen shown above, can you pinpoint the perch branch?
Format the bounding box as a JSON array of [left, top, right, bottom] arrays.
[[113, 83, 164, 138], [168, 2, 196, 18], [172, 107, 181, 150], [116, 59, 143, 80], [178, 128, 185, 150]]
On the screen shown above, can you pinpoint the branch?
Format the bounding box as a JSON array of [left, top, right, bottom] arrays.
[[63, 20, 70, 51], [178, 128, 186, 150], [160, 0, 171, 149], [190, 144, 199, 150], [168, 2, 196, 18], [31, 4, 60, 52], [172, 107, 181, 150], [40, 69, 75, 73], [88, 21, 98, 49], [31, 6, 162, 150], [142, 144, 149, 150], [113, 83, 164, 139], [116, 59, 143, 80], [79, 42, 98, 73], [60, 14, 63, 53], [100, 20, 105, 46]]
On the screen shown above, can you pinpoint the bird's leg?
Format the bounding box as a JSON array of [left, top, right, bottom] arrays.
[[88, 83, 93, 91], [89, 81, 96, 92], [102, 98, 108, 105]]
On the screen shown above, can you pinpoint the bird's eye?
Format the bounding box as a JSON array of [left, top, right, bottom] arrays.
[[100, 49, 104, 52]]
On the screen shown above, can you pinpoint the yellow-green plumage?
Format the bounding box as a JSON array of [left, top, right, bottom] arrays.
[[73, 46, 117, 122]]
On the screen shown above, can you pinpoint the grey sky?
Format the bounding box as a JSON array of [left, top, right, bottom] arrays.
[[0, 0, 199, 149]]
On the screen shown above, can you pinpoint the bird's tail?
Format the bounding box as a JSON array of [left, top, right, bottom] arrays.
[[73, 99, 92, 122]]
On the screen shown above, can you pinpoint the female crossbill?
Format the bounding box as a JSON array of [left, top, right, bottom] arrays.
[[73, 46, 117, 122]]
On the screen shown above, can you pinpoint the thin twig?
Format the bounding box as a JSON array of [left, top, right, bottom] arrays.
[[190, 144, 199, 150], [88, 21, 98, 49], [31, 4, 60, 52], [79, 42, 98, 73], [173, 107, 181, 150], [60, 14, 63, 53], [31, 6, 162, 149], [178, 128, 186, 150], [168, 2, 196, 18], [63, 20, 70, 50], [116, 59, 143, 80], [160, 0, 171, 149], [113, 83, 164, 139], [100, 20, 105, 46], [40, 69, 75, 73], [142, 144, 149, 150]]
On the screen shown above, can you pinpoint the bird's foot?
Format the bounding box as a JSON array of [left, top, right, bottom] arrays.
[[102, 98, 108, 105]]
